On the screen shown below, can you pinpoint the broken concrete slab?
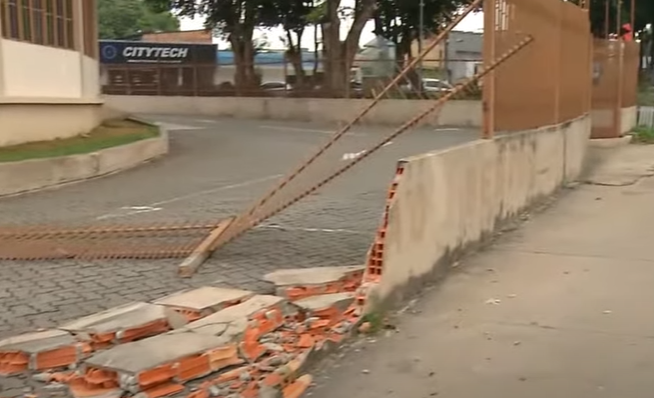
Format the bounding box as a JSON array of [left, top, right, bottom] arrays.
[[264, 266, 365, 300], [154, 286, 254, 320], [59, 302, 172, 347], [264, 266, 364, 287], [84, 331, 239, 388], [292, 293, 356, 317], [0, 330, 85, 374], [0, 330, 75, 354], [183, 295, 286, 337]]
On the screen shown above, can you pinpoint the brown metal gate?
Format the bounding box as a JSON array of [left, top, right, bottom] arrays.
[[590, 39, 640, 139]]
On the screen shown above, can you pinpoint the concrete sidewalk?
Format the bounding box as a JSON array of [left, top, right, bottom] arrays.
[[310, 145, 654, 398]]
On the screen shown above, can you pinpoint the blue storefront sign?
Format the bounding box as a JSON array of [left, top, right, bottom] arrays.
[[99, 40, 217, 65]]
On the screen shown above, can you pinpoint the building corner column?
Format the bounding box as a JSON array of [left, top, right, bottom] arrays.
[[0, 12, 5, 97]]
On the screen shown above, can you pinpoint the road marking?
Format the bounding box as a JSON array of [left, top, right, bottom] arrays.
[[341, 141, 392, 161], [256, 224, 368, 235], [150, 174, 283, 207], [95, 174, 282, 221], [342, 150, 367, 161], [259, 125, 367, 137], [434, 127, 464, 132], [97, 206, 162, 220]]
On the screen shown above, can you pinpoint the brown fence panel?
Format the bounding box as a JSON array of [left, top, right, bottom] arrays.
[[559, 1, 592, 123], [622, 41, 640, 108], [591, 39, 621, 139], [484, 0, 592, 134]]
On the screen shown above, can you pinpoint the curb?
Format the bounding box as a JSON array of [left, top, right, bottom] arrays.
[[0, 119, 169, 198]]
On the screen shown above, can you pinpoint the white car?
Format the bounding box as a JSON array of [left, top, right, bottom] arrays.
[[401, 78, 453, 94], [421, 78, 453, 93]]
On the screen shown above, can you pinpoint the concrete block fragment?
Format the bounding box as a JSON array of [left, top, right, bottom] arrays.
[[0, 330, 75, 354], [264, 266, 365, 301], [184, 295, 286, 337], [264, 266, 364, 287], [292, 293, 355, 316], [154, 287, 254, 321], [85, 331, 239, 389], [282, 374, 313, 398], [0, 330, 86, 374], [60, 302, 172, 348]]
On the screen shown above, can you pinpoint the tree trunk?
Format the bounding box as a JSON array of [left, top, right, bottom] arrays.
[[321, 0, 376, 96], [313, 25, 320, 79], [286, 30, 306, 88], [322, 0, 343, 95], [230, 32, 258, 95]]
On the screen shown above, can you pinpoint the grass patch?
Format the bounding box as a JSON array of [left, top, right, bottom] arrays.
[[0, 119, 159, 163], [638, 87, 654, 107], [632, 125, 654, 144]]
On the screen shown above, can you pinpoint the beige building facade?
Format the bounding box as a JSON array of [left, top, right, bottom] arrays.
[[0, 0, 102, 147]]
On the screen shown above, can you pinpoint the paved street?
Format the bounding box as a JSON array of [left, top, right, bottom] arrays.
[[309, 146, 654, 398], [0, 116, 477, 339]]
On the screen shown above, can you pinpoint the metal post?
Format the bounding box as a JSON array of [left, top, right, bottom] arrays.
[[630, 0, 635, 35], [418, 0, 424, 88], [616, 0, 624, 137], [605, 0, 609, 38], [482, 0, 496, 139]]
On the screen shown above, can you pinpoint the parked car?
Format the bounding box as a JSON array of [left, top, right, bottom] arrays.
[[421, 78, 453, 93], [261, 81, 290, 96], [400, 78, 453, 95], [349, 81, 364, 98]]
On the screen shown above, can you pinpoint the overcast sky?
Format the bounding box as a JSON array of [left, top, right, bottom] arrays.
[[178, 5, 484, 50]]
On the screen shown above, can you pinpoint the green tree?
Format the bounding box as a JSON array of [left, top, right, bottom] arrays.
[[374, 0, 469, 68], [275, 0, 315, 87], [145, 0, 279, 91], [98, 0, 180, 40], [321, 0, 377, 93]]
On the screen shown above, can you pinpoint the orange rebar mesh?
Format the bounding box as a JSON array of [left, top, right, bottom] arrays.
[[621, 40, 640, 108], [484, 0, 592, 133], [0, 221, 220, 261], [199, 1, 488, 254]]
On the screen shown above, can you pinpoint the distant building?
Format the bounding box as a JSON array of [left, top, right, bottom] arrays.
[[412, 31, 483, 83], [353, 36, 396, 78], [0, 0, 101, 147], [99, 40, 218, 95], [141, 29, 213, 44], [443, 31, 483, 83]]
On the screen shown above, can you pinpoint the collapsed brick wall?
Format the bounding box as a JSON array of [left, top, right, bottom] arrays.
[[0, 266, 370, 398]]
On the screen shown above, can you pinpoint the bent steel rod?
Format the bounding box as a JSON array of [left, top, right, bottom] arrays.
[[202, 35, 536, 258], [230, 0, 484, 229]]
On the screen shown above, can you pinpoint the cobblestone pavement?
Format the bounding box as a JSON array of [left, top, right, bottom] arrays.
[[0, 116, 477, 342]]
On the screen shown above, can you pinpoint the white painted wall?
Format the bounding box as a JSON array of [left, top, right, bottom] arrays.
[[0, 39, 83, 98]]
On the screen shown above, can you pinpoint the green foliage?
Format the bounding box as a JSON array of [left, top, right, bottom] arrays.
[[374, 0, 470, 55], [632, 125, 654, 144], [99, 0, 180, 40], [0, 120, 159, 163]]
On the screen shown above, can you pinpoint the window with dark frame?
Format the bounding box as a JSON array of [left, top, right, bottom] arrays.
[[1, 0, 76, 50]]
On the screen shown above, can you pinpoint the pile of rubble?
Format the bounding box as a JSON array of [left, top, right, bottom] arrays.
[[0, 266, 371, 398]]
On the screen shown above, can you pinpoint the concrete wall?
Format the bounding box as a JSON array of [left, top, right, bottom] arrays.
[[103, 96, 483, 127], [371, 115, 591, 303], [0, 32, 102, 146], [0, 101, 103, 147], [1, 40, 81, 98], [621, 106, 637, 134], [0, 130, 168, 197]]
